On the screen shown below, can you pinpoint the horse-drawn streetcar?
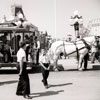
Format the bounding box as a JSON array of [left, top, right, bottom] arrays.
[[0, 25, 39, 70]]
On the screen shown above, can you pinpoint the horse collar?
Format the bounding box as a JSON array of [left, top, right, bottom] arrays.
[[81, 39, 91, 50]]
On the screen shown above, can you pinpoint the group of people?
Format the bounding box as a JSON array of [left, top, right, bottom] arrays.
[[0, 33, 12, 63], [0, 31, 41, 64], [24, 35, 40, 64], [16, 42, 50, 99]]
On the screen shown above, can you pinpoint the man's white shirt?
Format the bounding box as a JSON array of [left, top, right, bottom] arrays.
[[17, 48, 26, 62]]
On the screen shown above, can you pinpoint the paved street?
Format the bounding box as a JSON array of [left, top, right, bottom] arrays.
[[0, 58, 100, 100]]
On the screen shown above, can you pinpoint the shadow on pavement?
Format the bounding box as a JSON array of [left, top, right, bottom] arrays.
[[0, 80, 18, 86], [30, 90, 64, 98], [49, 83, 72, 87], [65, 69, 78, 71]]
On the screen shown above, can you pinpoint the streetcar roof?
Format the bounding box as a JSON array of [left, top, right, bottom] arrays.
[[0, 22, 38, 33], [0, 27, 33, 33]]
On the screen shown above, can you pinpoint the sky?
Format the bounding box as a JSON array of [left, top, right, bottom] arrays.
[[0, 0, 100, 39]]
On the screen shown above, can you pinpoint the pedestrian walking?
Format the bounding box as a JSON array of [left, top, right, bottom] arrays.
[[39, 49, 50, 89], [16, 42, 32, 99], [91, 36, 100, 63]]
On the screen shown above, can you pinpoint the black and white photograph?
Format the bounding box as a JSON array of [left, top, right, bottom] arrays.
[[0, 0, 100, 100]]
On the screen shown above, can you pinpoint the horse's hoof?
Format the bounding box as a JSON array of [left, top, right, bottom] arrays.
[[54, 68, 58, 71], [78, 68, 83, 71]]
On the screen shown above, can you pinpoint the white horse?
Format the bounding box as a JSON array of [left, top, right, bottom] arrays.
[[47, 36, 97, 71]]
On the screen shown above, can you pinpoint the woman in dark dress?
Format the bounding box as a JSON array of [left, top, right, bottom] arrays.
[[16, 42, 32, 99]]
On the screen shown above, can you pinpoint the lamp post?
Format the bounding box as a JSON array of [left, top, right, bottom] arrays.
[[70, 10, 83, 39]]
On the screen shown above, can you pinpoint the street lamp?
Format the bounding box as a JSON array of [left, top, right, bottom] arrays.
[[70, 10, 83, 39]]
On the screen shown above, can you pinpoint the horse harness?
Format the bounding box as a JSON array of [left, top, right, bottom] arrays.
[[62, 41, 79, 59], [81, 39, 91, 51], [62, 39, 91, 58], [55, 39, 91, 60]]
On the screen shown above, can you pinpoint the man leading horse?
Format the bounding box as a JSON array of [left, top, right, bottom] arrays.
[[47, 36, 98, 71]]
